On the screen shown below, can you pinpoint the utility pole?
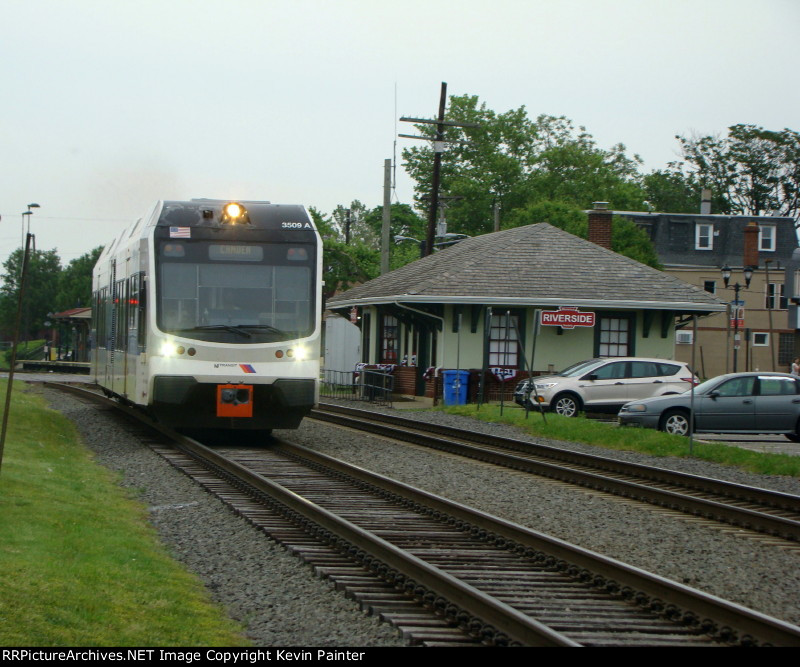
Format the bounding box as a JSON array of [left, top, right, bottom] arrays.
[[0, 232, 34, 476], [399, 82, 478, 257], [381, 158, 391, 274], [424, 82, 448, 257]]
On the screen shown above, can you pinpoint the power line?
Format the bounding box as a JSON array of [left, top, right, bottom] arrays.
[[0, 213, 129, 223]]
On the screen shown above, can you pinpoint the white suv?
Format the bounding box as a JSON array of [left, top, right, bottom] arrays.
[[513, 357, 697, 417]]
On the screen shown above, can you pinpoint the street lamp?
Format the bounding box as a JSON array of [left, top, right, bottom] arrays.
[[20, 203, 39, 248], [395, 232, 471, 257], [394, 235, 425, 258], [26, 202, 40, 233], [20, 212, 31, 250], [721, 264, 754, 372]]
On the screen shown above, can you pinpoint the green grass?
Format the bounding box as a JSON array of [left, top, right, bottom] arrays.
[[0, 381, 250, 647], [438, 403, 800, 478]]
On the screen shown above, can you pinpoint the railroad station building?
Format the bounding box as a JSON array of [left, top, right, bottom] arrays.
[[326, 211, 726, 399]]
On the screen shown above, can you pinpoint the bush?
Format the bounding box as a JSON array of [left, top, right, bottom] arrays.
[[3, 339, 45, 367]]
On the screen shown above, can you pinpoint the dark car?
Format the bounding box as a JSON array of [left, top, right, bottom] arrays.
[[618, 372, 800, 440]]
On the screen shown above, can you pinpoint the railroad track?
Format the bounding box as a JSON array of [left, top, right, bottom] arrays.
[[311, 403, 800, 547], [46, 383, 800, 646]]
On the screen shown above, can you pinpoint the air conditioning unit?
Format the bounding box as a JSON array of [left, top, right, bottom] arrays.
[[676, 330, 694, 345]]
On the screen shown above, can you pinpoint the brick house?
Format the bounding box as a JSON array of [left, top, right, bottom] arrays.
[[612, 207, 799, 377]]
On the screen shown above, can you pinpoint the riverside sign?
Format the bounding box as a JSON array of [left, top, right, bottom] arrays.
[[540, 307, 595, 329]]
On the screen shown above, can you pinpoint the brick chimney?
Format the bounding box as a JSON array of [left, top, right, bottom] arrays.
[[743, 221, 759, 269], [587, 202, 612, 249], [700, 188, 712, 214]]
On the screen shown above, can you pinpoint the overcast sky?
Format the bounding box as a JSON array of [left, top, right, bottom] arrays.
[[2, 0, 798, 270]]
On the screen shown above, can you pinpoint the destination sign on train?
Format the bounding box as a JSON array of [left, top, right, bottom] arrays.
[[209, 245, 264, 261]]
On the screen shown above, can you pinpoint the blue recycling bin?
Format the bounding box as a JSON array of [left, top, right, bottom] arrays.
[[442, 370, 469, 405]]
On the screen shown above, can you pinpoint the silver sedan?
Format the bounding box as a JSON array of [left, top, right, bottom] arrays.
[[618, 372, 800, 441]]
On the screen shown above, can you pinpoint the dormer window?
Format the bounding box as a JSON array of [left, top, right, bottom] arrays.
[[759, 224, 776, 251], [695, 223, 714, 250]]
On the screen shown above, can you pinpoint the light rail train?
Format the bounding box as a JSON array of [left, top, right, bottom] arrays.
[[91, 199, 321, 434]]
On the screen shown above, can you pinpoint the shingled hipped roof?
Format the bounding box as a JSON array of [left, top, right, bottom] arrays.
[[328, 223, 726, 312]]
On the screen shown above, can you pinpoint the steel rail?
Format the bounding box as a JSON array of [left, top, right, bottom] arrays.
[[185, 441, 579, 647], [312, 403, 800, 541], [272, 440, 800, 647], [43, 382, 573, 646], [45, 384, 800, 645]]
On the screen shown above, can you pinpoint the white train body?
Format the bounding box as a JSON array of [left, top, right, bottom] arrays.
[[91, 200, 322, 431]]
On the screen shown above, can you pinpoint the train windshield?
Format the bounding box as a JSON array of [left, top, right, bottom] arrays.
[[156, 241, 316, 343]]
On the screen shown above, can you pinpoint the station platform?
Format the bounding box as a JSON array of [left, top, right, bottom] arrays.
[[18, 360, 90, 374]]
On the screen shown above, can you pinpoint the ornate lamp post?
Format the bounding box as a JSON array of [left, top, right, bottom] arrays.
[[721, 264, 754, 372]]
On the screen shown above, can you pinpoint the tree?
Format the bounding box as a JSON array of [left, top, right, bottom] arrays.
[[502, 201, 661, 269], [402, 95, 648, 236], [55, 247, 103, 312], [330, 200, 378, 248], [320, 240, 379, 304], [502, 200, 588, 237], [641, 167, 704, 214], [362, 203, 428, 270], [402, 95, 541, 237], [610, 217, 661, 269], [0, 248, 62, 339], [675, 124, 800, 218], [526, 114, 645, 210], [310, 207, 380, 303], [363, 202, 426, 241]]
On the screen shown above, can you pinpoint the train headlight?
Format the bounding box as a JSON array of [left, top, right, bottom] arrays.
[[221, 202, 249, 224], [160, 341, 178, 357], [288, 346, 308, 361]]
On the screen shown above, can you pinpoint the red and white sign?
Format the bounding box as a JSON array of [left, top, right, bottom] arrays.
[[350, 307, 359, 324], [540, 307, 596, 329], [730, 301, 744, 329]]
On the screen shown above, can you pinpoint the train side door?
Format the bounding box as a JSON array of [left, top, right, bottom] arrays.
[[105, 260, 116, 388]]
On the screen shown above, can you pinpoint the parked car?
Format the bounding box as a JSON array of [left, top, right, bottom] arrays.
[[512, 357, 697, 417], [618, 372, 800, 440]]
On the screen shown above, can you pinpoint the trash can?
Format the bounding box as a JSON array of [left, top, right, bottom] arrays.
[[442, 370, 469, 405]]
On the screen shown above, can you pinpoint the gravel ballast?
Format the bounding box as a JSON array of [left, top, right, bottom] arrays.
[[43, 388, 404, 647], [44, 388, 800, 644]]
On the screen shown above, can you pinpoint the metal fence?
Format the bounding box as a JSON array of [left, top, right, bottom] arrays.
[[320, 369, 394, 407]]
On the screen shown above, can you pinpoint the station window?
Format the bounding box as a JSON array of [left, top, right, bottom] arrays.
[[379, 315, 399, 363], [489, 313, 519, 368], [596, 314, 634, 357]]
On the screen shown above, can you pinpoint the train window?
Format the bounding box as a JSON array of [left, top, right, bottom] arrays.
[[114, 279, 128, 351], [128, 276, 138, 330], [156, 240, 315, 341], [97, 287, 108, 349]]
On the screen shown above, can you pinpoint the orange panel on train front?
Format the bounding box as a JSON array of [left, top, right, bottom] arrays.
[[216, 384, 254, 418]]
